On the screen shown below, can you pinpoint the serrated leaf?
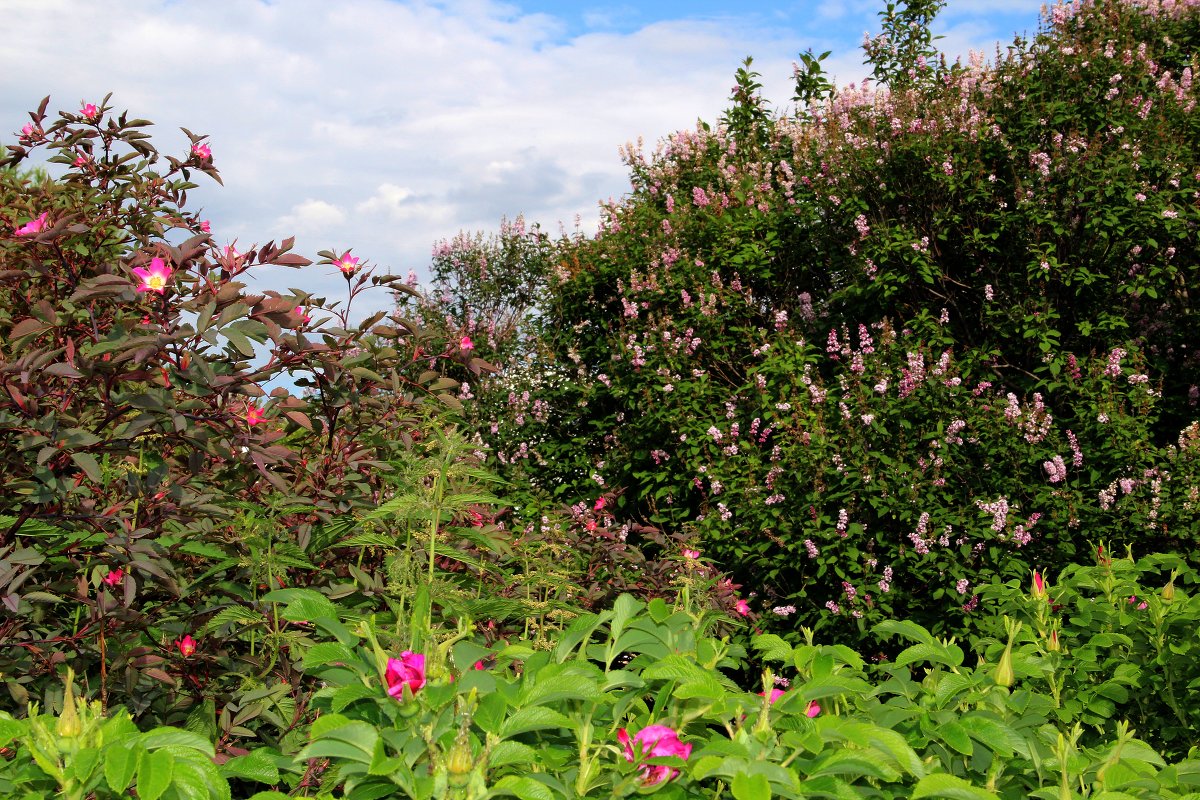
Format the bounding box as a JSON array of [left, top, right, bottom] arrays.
[[492, 775, 555, 800], [895, 641, 964, 669], [499, 706, 573, 738], [220, 749, 281, 784], [135, 747, 174, 800], [874, 619, 935, 645]]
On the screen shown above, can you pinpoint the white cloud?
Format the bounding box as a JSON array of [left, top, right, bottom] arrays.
[[1, 0, 1046, 315], [277, 199, 347, 231]]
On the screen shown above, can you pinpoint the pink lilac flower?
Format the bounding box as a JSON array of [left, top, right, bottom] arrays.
[[385, 651, 426, 699], [617, 725, 692, 786], [13, 211, 48, 237], [132, 257, 173, 294], [192, 142, 212, 160]]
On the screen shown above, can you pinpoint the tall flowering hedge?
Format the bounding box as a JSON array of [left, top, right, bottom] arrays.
[[464, 0, 1200, 642]]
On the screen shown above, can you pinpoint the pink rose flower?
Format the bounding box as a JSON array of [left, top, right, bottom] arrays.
[[385, 651, 426, 699], [132, 257, 173, 294], [459, 336, 474, 352], [103, 569, 124, 587], [246, 406, 264, 426], [618, 724, 691, 785], [14, 211, 48, 237], [176, 634, 198, 657], [192, 142, 211, 160], [334, 252, 360, 275], [735, 599, 751, 616], [80, 102, 100, 120]]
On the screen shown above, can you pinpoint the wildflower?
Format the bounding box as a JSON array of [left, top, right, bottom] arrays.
[[617, 725, 692, 786], [334, 252, 360, 275], [176, 635, 197, 658], [385, 651, 426, 699], [200, 220, 211, 233], [459, 336, 474, 352], [103, 569, 123, 587], [683, 549, 700, 560], [295, 306, 311, 324], [132, 257, 173, 294], [735, 599, 751, 616], [192, 142, 211, 160], [72, 154, 90, 168], [806, 701, 821, 717], [594, 497, 606, 512], [80, 102, 100, 120], [13, 211, 48, 237], [246, 406, 264, 426]]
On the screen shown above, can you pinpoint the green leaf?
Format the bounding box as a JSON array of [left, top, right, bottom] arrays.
[[490, 740, 539, 768], [135, 747, 174, 800], [70, 452, 102, 483], [937, 721, 974, 756], [499, 706, 573, 738], [874, 619, 935, 645], [895, 642, 965, 669], [732, 771, 773, 800], [912, 773, 1000, 800], [492, 775, 555, 800], [141, 726, 215, 756], [752, 634, 794, 663], [260, 588, 340, 622], [219, 749, 280, 784], [303, 642, 358, 670]]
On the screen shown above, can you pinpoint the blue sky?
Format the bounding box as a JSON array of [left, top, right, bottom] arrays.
[[2, 0, 1048, 315]]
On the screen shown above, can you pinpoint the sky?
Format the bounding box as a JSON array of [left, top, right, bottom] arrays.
[[1, 0, 1047, 316]]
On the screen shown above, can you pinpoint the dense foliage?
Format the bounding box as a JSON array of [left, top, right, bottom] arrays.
[[457, 0, 1200, 644], [2, 0, 1200, 797]]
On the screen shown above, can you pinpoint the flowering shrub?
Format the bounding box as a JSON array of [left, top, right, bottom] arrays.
[[455, 0, 1200, 645], [0, 97, 486, 739]]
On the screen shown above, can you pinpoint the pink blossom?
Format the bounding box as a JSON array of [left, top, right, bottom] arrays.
[[735, 599, 751, 616], [132, 257, 173, 294], [192, 142, 212, 161], [806, 701, 821, 717], [334, 252, 360, 275], [246, 406, 265, 426], [80, 102, 100, 120], [761, 688, 786, 703], [13, 211, 48, 237], [459, 336, 474, 352], [200, 220, 211, 233], [73, 154, 90, 168], [618, 725, 692, 786], [176, 634, 197, 657], [385, 651, 426, 699], [103, 569, 123, 587], [295, 306, 311, 324], [594, 497, 606, 512], [683, 549, 700, 560]]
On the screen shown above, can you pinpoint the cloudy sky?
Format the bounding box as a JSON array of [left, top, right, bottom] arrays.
[[2, 0, 1045, 314]]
